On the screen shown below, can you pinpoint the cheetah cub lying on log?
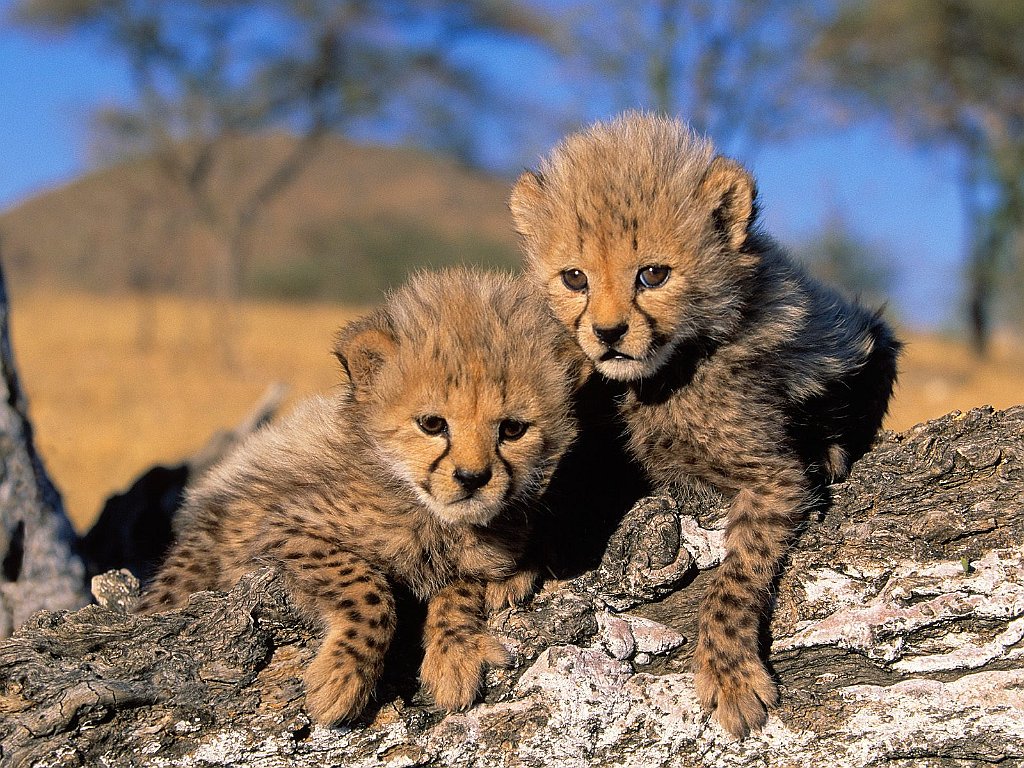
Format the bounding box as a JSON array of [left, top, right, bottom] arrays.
[[511, 112, 900, 737], [141, 268, 585, 724]]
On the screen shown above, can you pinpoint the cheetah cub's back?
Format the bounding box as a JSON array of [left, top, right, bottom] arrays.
[[141, 268, 586, 724]]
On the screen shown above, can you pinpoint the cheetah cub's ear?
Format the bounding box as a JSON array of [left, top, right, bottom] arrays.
[[697, 156, 757, 253], [333, 310, 396, 397], [509, 170, 547, 247]]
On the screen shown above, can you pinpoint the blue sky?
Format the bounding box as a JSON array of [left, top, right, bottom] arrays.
[[1, 3, 130, 203], [0, 1, 967, 329]]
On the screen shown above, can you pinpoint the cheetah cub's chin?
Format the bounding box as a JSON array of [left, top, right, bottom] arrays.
[[140, 268, 587, 725], [591, 341, 679, 382]]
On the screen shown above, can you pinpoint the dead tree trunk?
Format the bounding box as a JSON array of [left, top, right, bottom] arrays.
[[0, 255, 88, 638], [1, 405, 1022, 767]]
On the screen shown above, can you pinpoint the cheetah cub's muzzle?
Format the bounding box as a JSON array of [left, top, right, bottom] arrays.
[[404, 410, 534, 527]]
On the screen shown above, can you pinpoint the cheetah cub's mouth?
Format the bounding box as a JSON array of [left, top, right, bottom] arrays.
[[592, 335, 682, 382], [599, 349, 635, 362], [596, 347, 646, 380], [432, 494, 500, 526], [413, 467, 511, 528]]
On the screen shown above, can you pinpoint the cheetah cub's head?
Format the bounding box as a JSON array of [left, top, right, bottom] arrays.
[[511, 111, 761, 382], [334, 268, 586, 527]]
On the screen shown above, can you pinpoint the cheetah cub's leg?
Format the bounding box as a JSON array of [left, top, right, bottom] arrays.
[[285, 549, 397, 725], [421, 579, 511, 711], [694, 461, 809, 738], [484, 567, 538, 611]]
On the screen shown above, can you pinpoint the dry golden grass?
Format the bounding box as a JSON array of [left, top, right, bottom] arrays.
[[9, 291, 365, 531], [889, 329, 1024, 433], [8, 290, 1024, 532]]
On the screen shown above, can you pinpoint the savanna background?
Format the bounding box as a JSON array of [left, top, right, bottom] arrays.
[[1, 0, 1022, 532]]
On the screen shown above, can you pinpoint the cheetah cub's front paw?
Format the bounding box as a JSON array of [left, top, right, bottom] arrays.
[[693, 650, 778, 739], [485, 569, 538, 611], [303, 637, 375, 725], [420, 632, 511, 711]]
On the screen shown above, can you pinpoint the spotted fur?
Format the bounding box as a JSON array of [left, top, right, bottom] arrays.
[[140, 268, 585, 724], [511, 112, 900, 737]]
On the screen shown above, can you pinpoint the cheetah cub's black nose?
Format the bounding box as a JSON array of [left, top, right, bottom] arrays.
[[454, 466, 492, 492], [594, 323, 629, 345]]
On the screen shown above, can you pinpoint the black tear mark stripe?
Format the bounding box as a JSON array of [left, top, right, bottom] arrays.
[[497, 454, 515, 489], [635, 304, 660, 336], [427, 441, 451, 476], [572, 290, 591, 334]]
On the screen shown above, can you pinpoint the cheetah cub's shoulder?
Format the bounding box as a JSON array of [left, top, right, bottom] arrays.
[[512, 112, 900, 737], [141, 268, 586, 724]]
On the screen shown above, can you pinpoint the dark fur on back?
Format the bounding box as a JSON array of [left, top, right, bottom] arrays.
[[629, 238, 899, 482]]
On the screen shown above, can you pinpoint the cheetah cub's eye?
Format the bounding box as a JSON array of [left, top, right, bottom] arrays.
[[637, 265, 671, 289], [498, 419, 529, 442], [417, 415, 448, 436], [561, 268, 588, 292]]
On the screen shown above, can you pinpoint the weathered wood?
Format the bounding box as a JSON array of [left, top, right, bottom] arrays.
[[0, 254, 88, 639], [1, 405, 1022, 767]]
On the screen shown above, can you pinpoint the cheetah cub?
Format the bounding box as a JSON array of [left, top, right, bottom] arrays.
[[140, 268, 585, 724], [511, 112, 900, 737]]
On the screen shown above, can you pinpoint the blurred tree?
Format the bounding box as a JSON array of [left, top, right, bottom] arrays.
[[13, 0, 557, 337], [794, 211, 895, 311], [558, 0, 823, 155], [812, 0, 1024, 354]]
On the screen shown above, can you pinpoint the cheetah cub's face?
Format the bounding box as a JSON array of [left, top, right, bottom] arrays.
[[510, 114, 759, 381], [335, 269, 584, 526]]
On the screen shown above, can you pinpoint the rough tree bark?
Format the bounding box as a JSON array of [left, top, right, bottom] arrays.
[[1, 405, 1022, 767], [0, 255, 88, 639]]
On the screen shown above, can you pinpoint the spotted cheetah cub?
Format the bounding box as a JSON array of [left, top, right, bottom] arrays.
[[511, 113, 900, 737], [140, 268, 584, 724]]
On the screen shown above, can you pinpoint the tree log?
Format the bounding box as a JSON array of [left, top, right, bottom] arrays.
[[0, 256, 88, 639], [1, 405, 1023, 767]]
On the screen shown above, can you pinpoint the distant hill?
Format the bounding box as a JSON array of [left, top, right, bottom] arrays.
[[0, 134, 521, 302]]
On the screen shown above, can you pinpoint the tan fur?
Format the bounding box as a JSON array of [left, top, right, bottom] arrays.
[[512, 113, 900, 737], [140, 268, 585, 724]]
